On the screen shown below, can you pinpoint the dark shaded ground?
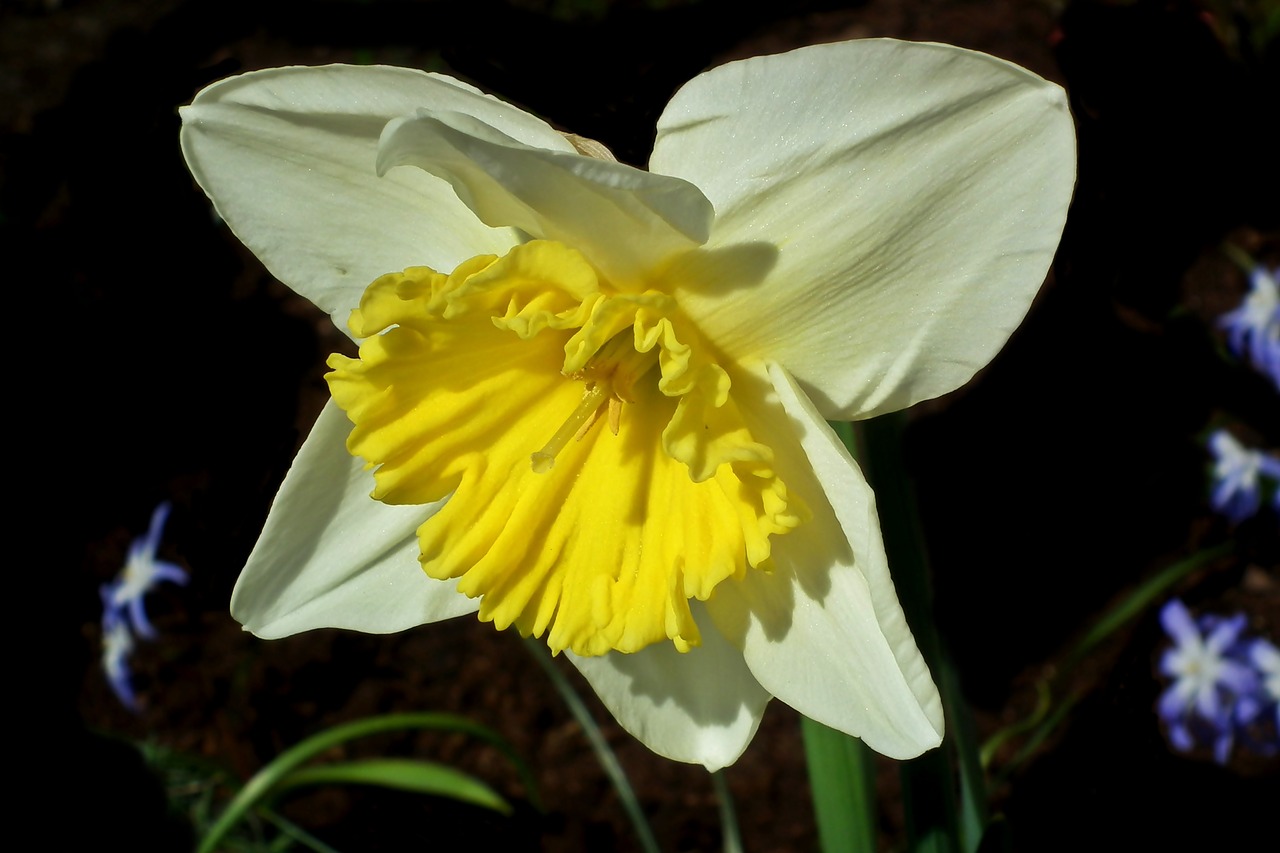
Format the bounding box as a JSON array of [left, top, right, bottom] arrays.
[[8, 0, 1276, 850]]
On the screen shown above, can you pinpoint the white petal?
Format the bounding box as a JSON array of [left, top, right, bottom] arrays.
[[567, 605, 771, 771], [231, 400, 478, 638], [180, 65, 570, 331], [707, 363, 943, 759], [652, 39, 1075, 419], [378, 109, 713, 288]]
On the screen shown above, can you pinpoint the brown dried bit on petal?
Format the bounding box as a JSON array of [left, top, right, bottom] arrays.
[[562, 132, 617, 162]]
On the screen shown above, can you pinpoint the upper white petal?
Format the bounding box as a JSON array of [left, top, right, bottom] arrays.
[[707, 363, 943, 759], [179, 65, 570, 332], [567, 604, 771, 771], [377, 109, 713, 288], [231, 400, 478, 638], [652, 39, 1076, 419]]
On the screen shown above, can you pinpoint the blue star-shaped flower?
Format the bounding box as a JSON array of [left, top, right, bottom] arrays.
[[1218, 264, 1280, 389], [1157, 599, 1258, 763], [99, 502, 188, 709], [100, 604, 138, 709], [1206, 430, 1280, 523], [1241, 637, 1280, 733], [101, 502, 188, 639]]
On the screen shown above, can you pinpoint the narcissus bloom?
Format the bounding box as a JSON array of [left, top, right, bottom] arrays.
[[180, 39, 1074, 769]]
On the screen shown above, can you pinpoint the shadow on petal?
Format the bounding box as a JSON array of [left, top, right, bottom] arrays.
[[568, 605, 771, 769], [667, 241, 778, 301]]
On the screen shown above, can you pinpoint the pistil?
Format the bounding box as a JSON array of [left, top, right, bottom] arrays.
[[531, 383, 609, 473], [530, 330, 663, 473]]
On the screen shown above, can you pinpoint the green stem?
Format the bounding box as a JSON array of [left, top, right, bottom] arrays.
[[712, 769, 744, 853], [260, 807, 345, 853], [801, 717, 879, 853], [858, 413, 981, 853], [522, 638, 662, 853]]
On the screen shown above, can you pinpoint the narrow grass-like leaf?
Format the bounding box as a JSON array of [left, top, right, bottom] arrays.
[[1062, 543, 1232, 672], [983, 543, 1232, 780], [979, 681, 1051, 770], [275, 758, 511, 814], [258, 808, 342, 853], [940, 653, 987, 852], [1005, 694, 1080, 773], [198, 712, 534, 853]]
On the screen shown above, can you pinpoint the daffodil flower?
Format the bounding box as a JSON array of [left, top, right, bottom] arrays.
[[180, 39, 1075, 769]]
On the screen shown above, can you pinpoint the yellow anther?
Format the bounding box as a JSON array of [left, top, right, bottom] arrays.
[[606, 396, 622, 435], [532, 331, 660, 472]]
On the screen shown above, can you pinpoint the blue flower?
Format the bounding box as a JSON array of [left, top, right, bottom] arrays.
[[100, 602, 138, 709], [1157, 599, 1259, 763], [1205, 429, 1280, 523], [101, 502, 188, 639], [99, 502, 188, 709], [1241, 637, 1279, 732], [1218, 264, 1280, 389]]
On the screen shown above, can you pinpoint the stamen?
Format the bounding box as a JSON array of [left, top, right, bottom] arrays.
[[531, 383, 608, 473], [606, 396, 623, 436]]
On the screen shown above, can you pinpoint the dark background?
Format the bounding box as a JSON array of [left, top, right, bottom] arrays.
[[6, 0, 1276, 850]]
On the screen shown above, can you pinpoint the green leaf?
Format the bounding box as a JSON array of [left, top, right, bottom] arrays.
[[983, 542, 1232, 782], [1062, 543, 1232, 673], [275, 758, 511, 814], [941, 653, 988, 853], [198, 712, 535, 853], [856, 414, 972, 853]]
